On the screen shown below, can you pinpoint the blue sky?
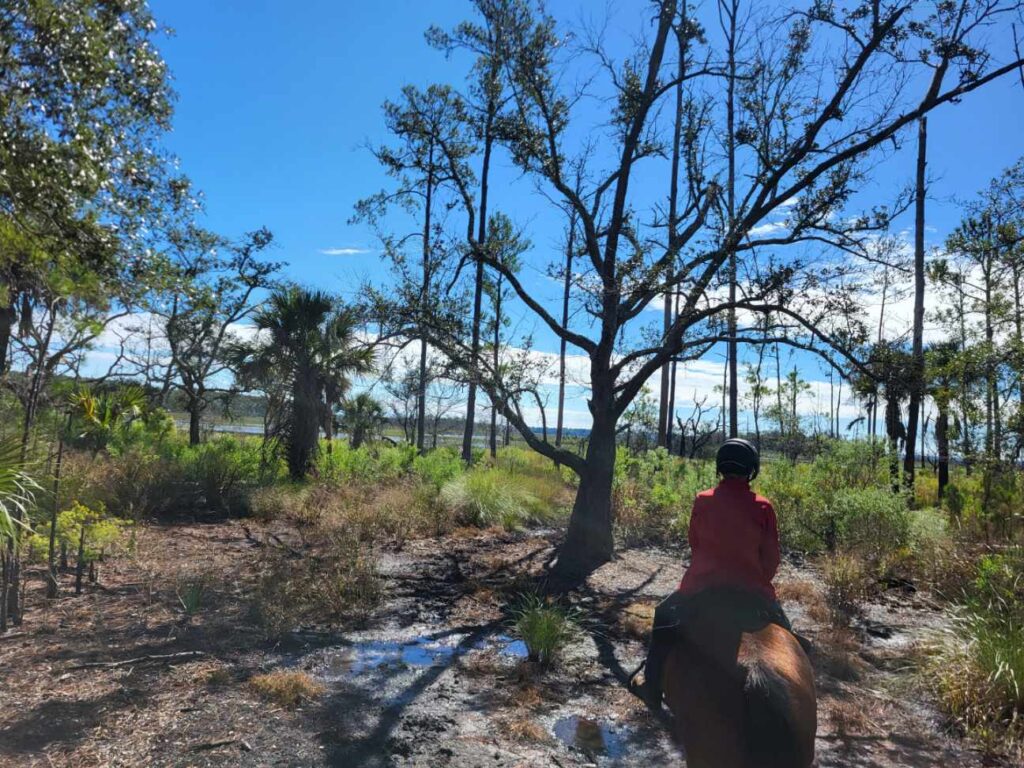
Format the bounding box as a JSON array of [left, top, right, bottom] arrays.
[[145, 0, 1024, 431]]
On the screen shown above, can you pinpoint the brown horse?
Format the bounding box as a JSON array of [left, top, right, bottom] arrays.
[[661, 590, 817, 768]]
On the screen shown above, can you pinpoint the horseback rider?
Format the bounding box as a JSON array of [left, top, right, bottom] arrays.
[[631, 438, 806, 709]]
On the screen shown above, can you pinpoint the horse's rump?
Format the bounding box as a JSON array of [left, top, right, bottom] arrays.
[[662, 588, 816, 768]]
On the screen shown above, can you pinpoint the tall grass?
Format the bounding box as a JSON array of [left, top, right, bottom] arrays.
[[440, 467, 565, 530], [929, 548, 1024, 759], [510, 593, 579, 667]]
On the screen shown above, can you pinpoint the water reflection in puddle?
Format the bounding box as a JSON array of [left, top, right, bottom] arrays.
[[320, 636, 463, 677], [553, 715, 629, 759], [317, 632, 531, 680], [491, 634, 529, 659]]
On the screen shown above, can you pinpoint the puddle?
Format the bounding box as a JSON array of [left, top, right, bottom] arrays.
[[315, 631, 531, 681], [318, 635, 464, 678], [553, 716, 629, 759], [489, 634, 529, 659]]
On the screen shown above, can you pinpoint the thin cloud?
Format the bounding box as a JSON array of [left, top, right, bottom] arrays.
[[319, 247, 373, 256]]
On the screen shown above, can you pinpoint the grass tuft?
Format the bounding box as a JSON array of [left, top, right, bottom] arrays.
[[249, 670, 325, 709], [509, 593, 579, 667]]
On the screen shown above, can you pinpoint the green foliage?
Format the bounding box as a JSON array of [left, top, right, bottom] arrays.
[[412, 446, 464, 489], [509, 593, 579, 667], [55, 501, 130, 562], [67, 384, 146, 456], [440, 468, 552, 530], [176, 575, 209, 616], [931, 548, 1024, 760], [176, 437, 272, 515], [231, 287, 374, 480], [0, 437, 39, 544], [612, 447, 713, 545]]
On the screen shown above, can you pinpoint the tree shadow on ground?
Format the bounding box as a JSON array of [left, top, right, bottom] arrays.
[[0, 686, 150, 755]]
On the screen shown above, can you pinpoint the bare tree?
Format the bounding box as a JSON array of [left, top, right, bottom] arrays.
[[372, 0, 1024, 578]]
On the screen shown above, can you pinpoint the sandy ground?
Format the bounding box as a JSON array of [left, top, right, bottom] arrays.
[[0, 519, 1005, 767]]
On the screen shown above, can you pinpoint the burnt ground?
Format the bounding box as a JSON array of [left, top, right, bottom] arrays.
[[0, 520, 1006, 767]]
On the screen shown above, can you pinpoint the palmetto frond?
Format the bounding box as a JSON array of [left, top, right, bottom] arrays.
[[0, 438, 40, 544]]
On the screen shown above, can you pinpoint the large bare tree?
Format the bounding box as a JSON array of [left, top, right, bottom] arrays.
[[374, 0, 1024, 579]]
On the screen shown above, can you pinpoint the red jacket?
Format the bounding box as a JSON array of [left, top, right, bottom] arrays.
[[678, 477, 780, 603]]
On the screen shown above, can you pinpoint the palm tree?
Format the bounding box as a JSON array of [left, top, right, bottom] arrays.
[[232, 287, 374, 479], [0, 436, 40, 629], [68, 385, 146, 457], [341, 393, 386, 450]]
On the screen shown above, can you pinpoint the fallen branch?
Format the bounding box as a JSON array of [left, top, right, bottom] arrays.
[[69, 650, 206, 670], [191, 738, 240, 752]]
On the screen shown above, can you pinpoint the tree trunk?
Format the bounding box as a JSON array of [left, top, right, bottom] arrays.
[[904, 117, 927, 490], [417, 150, 435, 456], [289, 369, 321, 480], [46, 417, 69, 599], [553, 411, 617, 581], [936, 404, 950, 499], [723, 0, 739, 439], [75, 525, 87, 596], [659, 15, 688, 447], [462, 115, 493, 464], [0, 299, 14, 379], [489, 276, 502, 459], [556, 217, 575, 448], [188, 398, 202, 446]]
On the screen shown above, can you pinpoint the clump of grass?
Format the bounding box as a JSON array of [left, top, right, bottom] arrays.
[[927, 548, 1024, 760], [440, 469, 551, 530], [248, 484, 311, 524], [176, 575, 209, 616], [823, 553, 869, 625], [203, 666, 233, 687], [249, 670, 324, 709], [618, 600, 656, 640], [501, 715, 552, 743], [510, 593, 579, 667], [930, 611, 1024, 760]]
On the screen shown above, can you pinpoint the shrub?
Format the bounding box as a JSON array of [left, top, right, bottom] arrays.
[[510, 593, 579, 667], [178, 437, 270, 514], [249, 670, 324, 709], [249, 484, 312, 525], [613, 448, 705, 544], [832, 487, 911, 563], [823, 553, 870, 625], [413, 447, 464, 489], [930, 548, 1024, 760], [439, 467, 563, 530]]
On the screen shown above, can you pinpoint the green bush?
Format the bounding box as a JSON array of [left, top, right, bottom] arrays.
[[440, 469, 548, 530], [413, 447, 463, 489], [832, 487, 912, 562], [510, 593, 579, 667], [930, 548, 1024, 760], [175, 437, 275, 514], [612, 448, 713, 544]]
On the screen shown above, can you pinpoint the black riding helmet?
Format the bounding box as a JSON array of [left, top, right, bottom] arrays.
[[716, 438, 760, 480]]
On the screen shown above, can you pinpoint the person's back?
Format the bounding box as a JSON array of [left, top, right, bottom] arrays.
[[679, 476, 779, 603], [631, 439, 803, 710]]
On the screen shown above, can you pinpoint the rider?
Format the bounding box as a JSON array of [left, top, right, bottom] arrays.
[[631, 438, 803, 709]]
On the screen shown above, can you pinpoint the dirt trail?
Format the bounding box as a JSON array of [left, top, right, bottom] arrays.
[[0, 522, 1004, 767]]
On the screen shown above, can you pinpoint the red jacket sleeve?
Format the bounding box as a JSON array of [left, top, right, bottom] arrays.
[[760, 501, 781, 582], [688, 497, 702, 553]]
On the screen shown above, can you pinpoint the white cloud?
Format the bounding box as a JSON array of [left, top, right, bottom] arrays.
[[319, 247, 372, 256]]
